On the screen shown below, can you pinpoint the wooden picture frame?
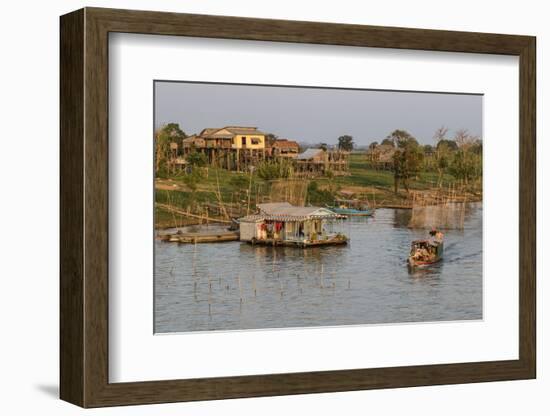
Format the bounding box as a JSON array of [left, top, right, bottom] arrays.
[[60, 7, 536, 408]]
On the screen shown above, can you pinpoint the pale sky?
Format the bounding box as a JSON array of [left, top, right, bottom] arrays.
[[154, 81, 482, 146]]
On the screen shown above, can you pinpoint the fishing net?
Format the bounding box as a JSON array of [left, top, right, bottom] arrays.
[[409, 203, 466, 230], [269, 179, 309, 206]]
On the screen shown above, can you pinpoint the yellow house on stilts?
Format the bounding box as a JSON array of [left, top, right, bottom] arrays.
[[181, 126, 266, 171]]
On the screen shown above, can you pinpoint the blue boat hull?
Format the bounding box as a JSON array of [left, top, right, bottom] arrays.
[[328, 207, 374, 216]]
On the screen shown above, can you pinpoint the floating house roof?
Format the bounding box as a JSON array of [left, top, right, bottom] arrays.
[[241, 202, 342, 222]]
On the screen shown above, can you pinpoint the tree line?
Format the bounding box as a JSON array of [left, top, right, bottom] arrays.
[[369, 126, 482, 194]]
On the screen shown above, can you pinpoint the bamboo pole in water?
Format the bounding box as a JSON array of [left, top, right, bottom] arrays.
[[410, 192, 417, 226], [238, 275, 243, 304], [192, 243, 197, 280], [252, 274, 257, 297], [156, 203, 232, 224]]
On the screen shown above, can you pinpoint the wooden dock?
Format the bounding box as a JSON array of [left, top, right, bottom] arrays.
[[160, 230, 239, 244]]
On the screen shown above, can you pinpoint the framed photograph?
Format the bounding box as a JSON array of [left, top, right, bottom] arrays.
[[60, 7, 536, 407]]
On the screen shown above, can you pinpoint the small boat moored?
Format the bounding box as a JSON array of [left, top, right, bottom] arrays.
[[326, 198, 374, 216], [407, 230, 444, 268], [160, 229, 240, 244]]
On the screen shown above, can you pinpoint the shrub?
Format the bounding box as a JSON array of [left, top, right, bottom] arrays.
[[229, 175, 249, 189], [256, 160, 293, 180], [306, 181, 335, 205], [186, 151, 207, 167]]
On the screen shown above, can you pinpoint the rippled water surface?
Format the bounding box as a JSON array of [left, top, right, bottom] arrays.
[[155, 204, 482, 333]]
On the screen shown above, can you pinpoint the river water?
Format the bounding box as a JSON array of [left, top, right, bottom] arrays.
[[154, 204, 482, 333]]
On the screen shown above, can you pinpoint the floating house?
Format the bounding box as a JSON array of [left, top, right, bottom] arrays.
[[239, 202, 348, 247]]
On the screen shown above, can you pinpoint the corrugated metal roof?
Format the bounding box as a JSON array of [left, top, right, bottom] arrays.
[[257, 202, 292, 213], [295, 148, 324, 160], [198, 126, 266, 138], [240, 213, 343, 222], [225, 127, 266, 136], [257, 202, 338, 218]]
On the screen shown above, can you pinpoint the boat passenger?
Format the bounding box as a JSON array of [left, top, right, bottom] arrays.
[[420, 247, 430, 260]]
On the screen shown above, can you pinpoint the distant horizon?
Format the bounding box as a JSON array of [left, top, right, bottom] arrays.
[[155, 81, 483, 146]]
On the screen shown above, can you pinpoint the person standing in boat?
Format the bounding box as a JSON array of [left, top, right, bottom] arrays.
[[430, 229, 444, 242]]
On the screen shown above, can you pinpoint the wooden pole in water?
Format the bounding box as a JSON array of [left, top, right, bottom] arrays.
[[461, 197, 466, 229], [410, 191, 417, 227], [238, 275, 243, 303], [192, 243, 197, 280], [252, 274, 257, 297]]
